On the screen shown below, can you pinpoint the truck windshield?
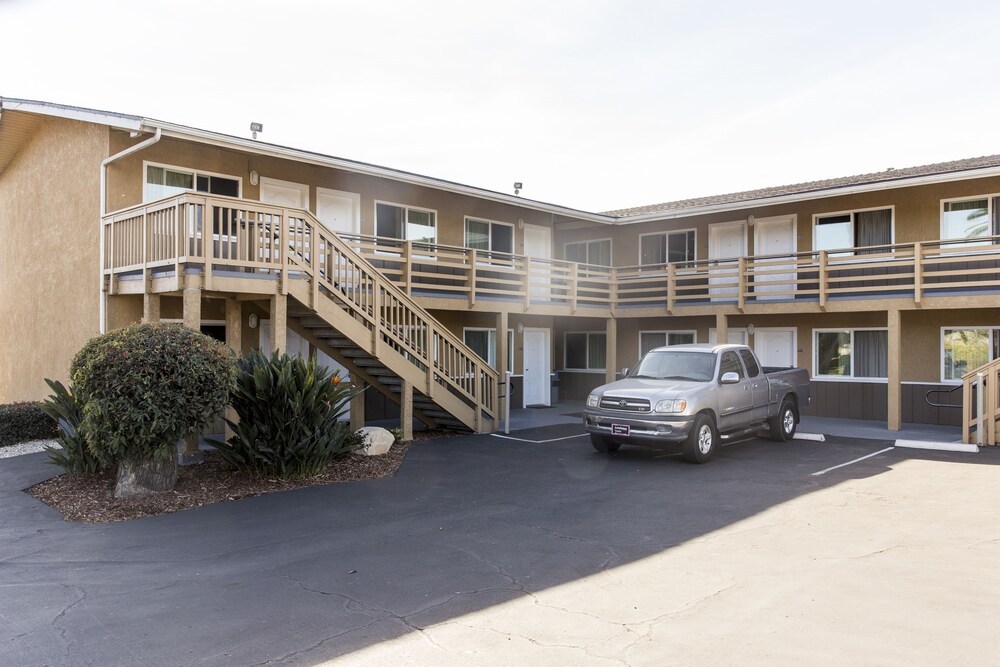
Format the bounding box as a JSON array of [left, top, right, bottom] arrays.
[[630, 351, 715, 382]]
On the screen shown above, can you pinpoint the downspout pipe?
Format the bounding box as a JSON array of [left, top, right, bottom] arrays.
[[98, 127, 161, 333]]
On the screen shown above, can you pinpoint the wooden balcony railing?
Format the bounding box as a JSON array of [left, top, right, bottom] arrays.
[[102, 194, 499, 429], [103, 194, 1000, 318], [339, 233, 1000, 312], [338, 233, 614, 311], [962, 356, 1000, 446]]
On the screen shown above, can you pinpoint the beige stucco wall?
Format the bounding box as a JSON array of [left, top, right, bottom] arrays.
[[105, 135, 555, 254], [0, 117, 108, 402]]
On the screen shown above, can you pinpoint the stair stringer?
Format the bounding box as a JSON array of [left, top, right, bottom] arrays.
[[285, 280, 485, 431], [287, 316, 441, 430]]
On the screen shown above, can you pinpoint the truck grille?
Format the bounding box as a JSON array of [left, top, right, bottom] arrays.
[[599, 396, 650, 412]]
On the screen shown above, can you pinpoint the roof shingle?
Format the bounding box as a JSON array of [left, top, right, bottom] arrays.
[[602, 154, 1000, 218]]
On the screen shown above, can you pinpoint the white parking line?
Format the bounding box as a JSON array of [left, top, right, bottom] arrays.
[[490, 433, 589, 444], [811, 446, 895, 476]]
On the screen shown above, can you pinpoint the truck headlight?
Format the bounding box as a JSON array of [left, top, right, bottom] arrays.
[[654, 399, 687, 413], [587, 394, 600, 408]]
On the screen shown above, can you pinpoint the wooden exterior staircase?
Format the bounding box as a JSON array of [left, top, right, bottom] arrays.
[[102, 193, 499, 433]]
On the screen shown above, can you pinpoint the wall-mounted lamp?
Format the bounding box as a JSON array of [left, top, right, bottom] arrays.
[[249, 170, 259, 186], [517, 323, 524, 333], [248, 313, 259, 329], [517, 218, 524, 229], [747, 323, 755, 335], [747, 214, 755, 227]]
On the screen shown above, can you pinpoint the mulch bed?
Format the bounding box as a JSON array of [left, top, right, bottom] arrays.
[[27, 444, 413, 524]]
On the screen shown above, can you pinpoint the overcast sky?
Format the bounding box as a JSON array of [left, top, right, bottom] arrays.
[[4, 0, 1000, 212]]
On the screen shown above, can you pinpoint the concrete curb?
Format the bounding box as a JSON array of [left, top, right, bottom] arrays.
[[793, 432, 826, 442], [894, 439, 979, 453]]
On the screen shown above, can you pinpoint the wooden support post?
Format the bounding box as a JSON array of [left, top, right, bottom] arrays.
[[887, 308, 902, 432], [667, 262, 676, 313], [737, 256, 747, 311], [913, 242, 923, 306], [142, 293, 161, 324], [523, 256, 532, 311], [270, 293, 287, 353], [715, 312, 728, 345], [401, 380, 413, 442], [605, 317, 617, 385], [570, 262, 578, 313], [350, 378, 366, 431], [403, 240, 413, 295], [818, 250, 828, 310], [469, 249, 477, 308], [497, 310, 509, 426]]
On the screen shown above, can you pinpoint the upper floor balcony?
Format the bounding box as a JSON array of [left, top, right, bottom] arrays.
[[101, 192, 1000, 317]]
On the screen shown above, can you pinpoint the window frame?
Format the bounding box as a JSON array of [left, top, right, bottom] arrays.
[[463, 327, 514, 374], [373, 199, 438, 244], [638, 330, 697, 358], [940, 325, 1000, 383], [464, 216, 515, 256], [142, 160, 243, 203], [563, 238, 613, 266], [940, 195, 998, 245], [811, 205, 895, 254], [563, 331, 608, 372], [812, 327, 889, 382], [637, 228, 697, 266]]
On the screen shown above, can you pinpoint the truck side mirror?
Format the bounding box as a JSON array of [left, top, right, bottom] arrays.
[[622, 367, 630, 377], [720, 372, 740, 384]]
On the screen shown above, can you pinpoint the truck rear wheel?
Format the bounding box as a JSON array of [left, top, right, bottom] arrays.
[[591, 434, 621, 453], [769, 399, 797, 442], [682, 414, 718, 463]]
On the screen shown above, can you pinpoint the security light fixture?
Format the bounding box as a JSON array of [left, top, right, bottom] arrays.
[[513, 182, 522, 196], [250, 122, 263, 140]]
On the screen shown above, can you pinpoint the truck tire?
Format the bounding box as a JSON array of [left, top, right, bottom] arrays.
[[682, 414, 718, 463], [769, 399, 797, 442], [591, 434, 621, 452]]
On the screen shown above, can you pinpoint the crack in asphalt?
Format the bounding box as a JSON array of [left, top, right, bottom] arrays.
[[50, 585, 86, 662], [257, 569, 452, 665]]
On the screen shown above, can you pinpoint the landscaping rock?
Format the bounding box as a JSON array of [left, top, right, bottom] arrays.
[[356, 427, 394, 456]]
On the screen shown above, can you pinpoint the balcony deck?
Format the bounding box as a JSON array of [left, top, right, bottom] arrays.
[[102, 193, 1000, 316]]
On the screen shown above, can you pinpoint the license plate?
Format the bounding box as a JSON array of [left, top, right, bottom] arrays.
[[611, 424, 630, 436]]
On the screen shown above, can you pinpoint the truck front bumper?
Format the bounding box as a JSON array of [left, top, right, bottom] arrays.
[[584, 410, 695, 446]]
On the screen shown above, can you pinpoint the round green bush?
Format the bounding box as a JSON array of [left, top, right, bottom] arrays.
[[71, 323, 236, 463]]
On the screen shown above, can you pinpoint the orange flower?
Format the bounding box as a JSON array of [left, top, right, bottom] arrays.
[[331, 375, 341, 385]]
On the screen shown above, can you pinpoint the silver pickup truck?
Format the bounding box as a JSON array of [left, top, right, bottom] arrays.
[[583, 343, 811, 463]]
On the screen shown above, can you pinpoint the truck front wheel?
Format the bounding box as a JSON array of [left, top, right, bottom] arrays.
[[682, 414, 718, 463], [591, 434, 621, 453], [769, 399, 797, 442]]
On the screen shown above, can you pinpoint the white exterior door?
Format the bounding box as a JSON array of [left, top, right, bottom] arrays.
[[753, 215, 796, 300], [523, 224, 552, 301], [316, 187, 360, 236], [522, 328, 550, 407], [755, 329, 796, 369], [260, 177, 308, 209], [523, 224, 551, 259], [708, 221, 747, 300]]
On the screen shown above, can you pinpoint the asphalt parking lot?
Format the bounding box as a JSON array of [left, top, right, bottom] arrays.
[[1, 424, 998, 666]]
